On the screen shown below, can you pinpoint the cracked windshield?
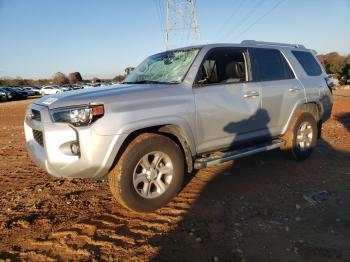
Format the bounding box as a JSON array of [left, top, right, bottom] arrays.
[[124, 49, 199, 84]]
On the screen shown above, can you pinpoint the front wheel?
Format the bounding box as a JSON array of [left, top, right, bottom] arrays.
[[282, 112, 318, 160], [108, 133, 185, 212], [0, 96, 7, 102]]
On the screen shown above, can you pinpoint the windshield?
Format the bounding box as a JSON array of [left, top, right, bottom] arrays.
[[123, 48, 199, 84]]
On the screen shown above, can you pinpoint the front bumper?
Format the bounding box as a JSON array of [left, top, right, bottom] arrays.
[[24, 104, 126, 179]]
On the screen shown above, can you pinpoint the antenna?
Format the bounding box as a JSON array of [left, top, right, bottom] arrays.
[[165, 0, 201, 50]]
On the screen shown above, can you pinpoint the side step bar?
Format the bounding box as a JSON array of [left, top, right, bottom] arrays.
[[194, 139, 285, 169]]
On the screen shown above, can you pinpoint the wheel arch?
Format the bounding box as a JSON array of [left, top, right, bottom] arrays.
[[109, 124, 195, 174], [282, 101, 323, 136]]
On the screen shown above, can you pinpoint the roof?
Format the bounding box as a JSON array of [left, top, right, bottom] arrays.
[[168, 40, 308, 52]]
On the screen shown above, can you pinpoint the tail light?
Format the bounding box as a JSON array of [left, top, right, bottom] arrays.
[[325, 76, 334, 94]]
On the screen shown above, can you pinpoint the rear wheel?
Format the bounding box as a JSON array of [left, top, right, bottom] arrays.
[[282, 112, 318, 160], [108, 133, 185, 212], [0, 96, 7, 102]]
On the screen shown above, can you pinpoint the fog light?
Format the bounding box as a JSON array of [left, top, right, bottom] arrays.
[[70, 142, 80, 155]]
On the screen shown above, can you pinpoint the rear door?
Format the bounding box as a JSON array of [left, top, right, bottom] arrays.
[[290, 50, 324, 99], [193, 47, 267, 153], [290, 50, 333, 120], [251, 48, 305, 136]]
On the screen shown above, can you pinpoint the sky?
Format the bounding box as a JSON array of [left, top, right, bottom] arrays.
[[0, 0, 349, 79]]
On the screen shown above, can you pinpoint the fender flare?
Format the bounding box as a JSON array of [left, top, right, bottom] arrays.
[[282, 99, 323, 135]]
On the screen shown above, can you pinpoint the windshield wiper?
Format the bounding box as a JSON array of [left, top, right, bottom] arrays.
[[121, 80, 180, 84]]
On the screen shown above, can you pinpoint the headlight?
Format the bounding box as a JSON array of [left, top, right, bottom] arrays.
[[50, 104, 104, 126]]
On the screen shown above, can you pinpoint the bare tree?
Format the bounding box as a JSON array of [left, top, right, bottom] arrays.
[[52, 72, 69, 85], [68, 72, 83, 84], [113, 74, 126, 83]]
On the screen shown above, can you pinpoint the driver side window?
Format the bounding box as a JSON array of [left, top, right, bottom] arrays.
[[195, 48, 249, 86]]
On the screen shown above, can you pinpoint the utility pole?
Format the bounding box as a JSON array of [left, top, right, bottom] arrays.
[[165, 0, 201, 50]]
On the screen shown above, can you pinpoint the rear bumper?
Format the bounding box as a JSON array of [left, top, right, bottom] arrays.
[[24, 104, 126, 179], [320, 93, 333, 122]]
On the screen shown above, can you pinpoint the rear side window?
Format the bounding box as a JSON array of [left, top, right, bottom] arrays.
[[254, 48, 294, 81], [292, 51, 322, 76]]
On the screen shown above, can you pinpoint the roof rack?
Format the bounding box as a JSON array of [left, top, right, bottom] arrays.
[[241, 40, 305, 49]]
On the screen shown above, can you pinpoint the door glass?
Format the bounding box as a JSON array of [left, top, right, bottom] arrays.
[[292, 51, 322, 76], [254, 48, 294, 81], [196, 48, 248, 86]]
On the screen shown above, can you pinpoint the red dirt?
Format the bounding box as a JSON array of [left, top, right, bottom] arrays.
[[0, 91, 349, 261]]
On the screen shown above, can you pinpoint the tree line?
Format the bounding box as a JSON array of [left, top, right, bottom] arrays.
[[317, 52, 350, 84], [0, 72, 126, 87], [1, 53, 350, 87]]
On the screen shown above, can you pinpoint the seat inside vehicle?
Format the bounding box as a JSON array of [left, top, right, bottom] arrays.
[[197, 48, 247, 85]]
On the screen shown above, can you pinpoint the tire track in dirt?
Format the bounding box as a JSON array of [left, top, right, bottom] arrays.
[[6, 166, 210, 260], [14, 163, 232, 261]]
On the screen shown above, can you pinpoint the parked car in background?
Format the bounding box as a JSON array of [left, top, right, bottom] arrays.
[[82, 84, 94, 89], [100, 82, 112, 87], [17, 87, 35, 96], [1, 87, 27, 100], [58, 86, 70, 92], [0, 88, 8, 102], [61, 84, 74, 91], [31, 86, 42, 95], [40, 86, 63, 96], [339, 75, 349, 85], [22, 87, 40, 96], [71, 84, 84, 90], [11, 87, 30, 97]]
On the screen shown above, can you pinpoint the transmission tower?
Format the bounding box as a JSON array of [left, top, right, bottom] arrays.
[[165, 0, 201, 50]]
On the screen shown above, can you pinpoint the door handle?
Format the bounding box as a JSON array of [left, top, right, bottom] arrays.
[[243, 91, 259, 98], [288, 87, 302, 92]]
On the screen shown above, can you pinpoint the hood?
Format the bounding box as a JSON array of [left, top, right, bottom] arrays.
[[34, 84, 168, 109]]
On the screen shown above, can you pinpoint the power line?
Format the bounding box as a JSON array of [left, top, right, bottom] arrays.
[[222, 0, 266, 42], [215, 0, 244, 42], [154, 0, 165, 46], [232, 0, 287, 41]]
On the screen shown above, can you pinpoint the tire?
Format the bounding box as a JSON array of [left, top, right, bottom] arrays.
[[108, 133, 185, 212], [282, 112, 318, 161]]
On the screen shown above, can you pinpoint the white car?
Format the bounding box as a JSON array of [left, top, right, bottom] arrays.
[[40, 86, 63, 96]]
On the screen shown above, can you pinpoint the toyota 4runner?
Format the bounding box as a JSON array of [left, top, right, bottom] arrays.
[[24, 40, 333, 212]]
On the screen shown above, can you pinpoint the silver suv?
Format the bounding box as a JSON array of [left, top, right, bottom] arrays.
[[24, 40, 333, 212]]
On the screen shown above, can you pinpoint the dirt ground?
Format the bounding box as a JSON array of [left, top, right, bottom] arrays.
[[0, 90, 349, 262]]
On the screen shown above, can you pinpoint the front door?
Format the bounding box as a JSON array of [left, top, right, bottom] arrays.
[[193, 47, 267, 153]]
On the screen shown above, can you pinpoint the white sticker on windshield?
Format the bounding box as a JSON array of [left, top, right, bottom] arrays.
[[42, 97, 58, 105]]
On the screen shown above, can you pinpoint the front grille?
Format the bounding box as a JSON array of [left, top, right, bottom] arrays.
[[31, 109, 41, 121], [32, 130, 44, 146]]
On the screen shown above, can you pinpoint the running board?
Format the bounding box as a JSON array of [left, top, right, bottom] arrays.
[[194, 139, 285, 169]]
